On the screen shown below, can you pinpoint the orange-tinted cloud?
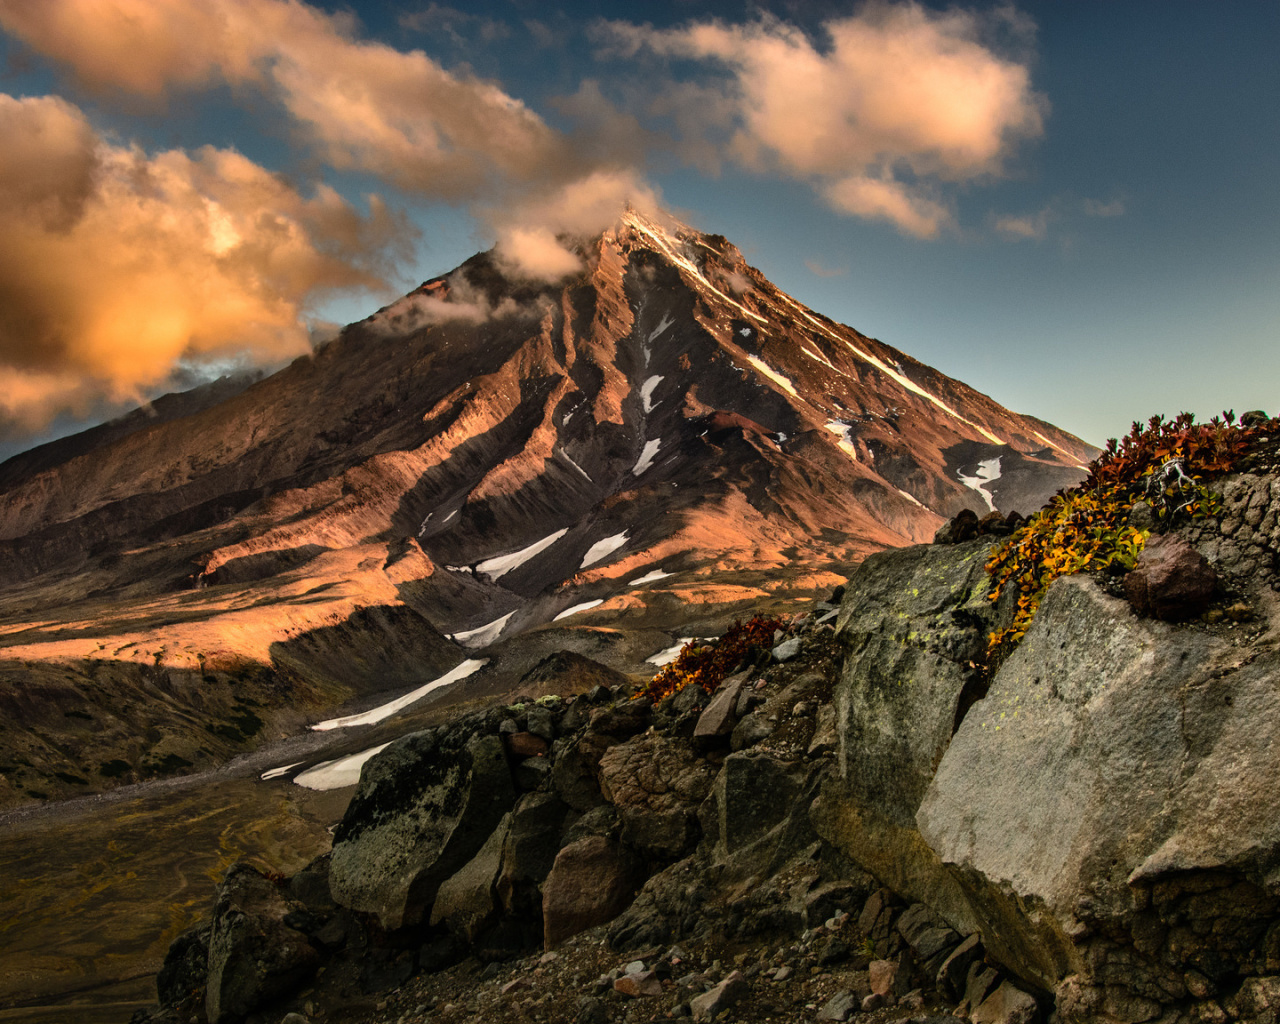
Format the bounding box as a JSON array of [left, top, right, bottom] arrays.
[[489, 168, 663, 281], [0, 93, 409, 435], [598, 4, 1045, 237], [0, 0, 562, 201]]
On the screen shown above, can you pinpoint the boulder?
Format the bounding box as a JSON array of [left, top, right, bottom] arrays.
[[816, 540, 995, 931], [542, 836, 640, 949], [496, 792, 569, 917], [895, 902, 961, 974], [1123, 533, 1216, 620], [597, 733, 717, 858], [204, 864, 320, 1024], [329, 730, 515, 929], [918, 573, 1280, 1003], [714, 751, 805, 856], [430, 813, 511, 943]]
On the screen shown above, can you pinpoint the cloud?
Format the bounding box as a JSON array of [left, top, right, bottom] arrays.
[[0, 0, 563, 201], [1084, 197, 1125, 218], [0, 93, 411, 435], [596, 3, 1046, 237], [804, 258, 848, 279], [994, 206, 1053, 241], [488, 168, 664, 281]]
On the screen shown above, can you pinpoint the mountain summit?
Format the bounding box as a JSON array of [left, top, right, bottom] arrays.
[[0, 209, 1093, 805]]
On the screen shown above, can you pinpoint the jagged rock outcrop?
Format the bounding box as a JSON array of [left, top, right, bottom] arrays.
[[141, 470, 1280, 1024]]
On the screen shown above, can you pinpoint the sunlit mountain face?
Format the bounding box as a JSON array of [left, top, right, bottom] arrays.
[[0, 209, 1094, 807]]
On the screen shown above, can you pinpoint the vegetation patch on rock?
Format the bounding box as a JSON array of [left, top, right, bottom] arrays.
[[985, 411, 1276, 656]]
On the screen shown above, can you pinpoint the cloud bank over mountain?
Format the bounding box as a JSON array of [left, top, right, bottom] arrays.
[[0, 0, 1046, 438]]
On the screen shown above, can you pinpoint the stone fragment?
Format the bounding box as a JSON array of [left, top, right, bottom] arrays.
[[156, 925, 210, 1009], [861, 992, 885, 1012], [816, 989, 857, 1021], [693, 676, 747, 740], [970, 980, 1039, 1024], [869, 958, 899, 997], [772, 637, 802, 662], [961, 963, 1002, 1016], [542, 836, 639, 949], [934, 508, 979, 544], [496, 792, 568, 916], [730, 713, 773, 752], [615, 971, 664, 997], [690, 971, 749, 1021], [895, 902, 961, 973], [430, 813, 511, 942], [806, 704, 837, 757], [936, 934, 983, 1001], [773, 966, 794, 982], [1123, 534, 1217, 620], [526, 704, 556, 741]]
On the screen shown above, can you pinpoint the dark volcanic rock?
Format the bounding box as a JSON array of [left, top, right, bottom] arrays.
[[205, 864, 320, 1024], [1123, 532, 1217, 619], [542, 836, 641, 949], [329, 729, 515, 930]]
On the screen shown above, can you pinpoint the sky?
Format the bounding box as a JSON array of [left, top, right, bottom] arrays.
[[0, 0, 1276, 459]]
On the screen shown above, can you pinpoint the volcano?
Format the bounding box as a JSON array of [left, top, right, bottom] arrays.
[[0, 209, 1094, 806]]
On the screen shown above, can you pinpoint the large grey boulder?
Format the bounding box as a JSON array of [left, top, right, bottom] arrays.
[[814, 540, 996, 930], [918, 574, 1280, 1012], [205, 864, 319, 1024], [329, 729, 515, 930]]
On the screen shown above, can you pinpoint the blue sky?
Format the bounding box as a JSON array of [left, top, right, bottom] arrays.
[[0, 1, 1276, 455]]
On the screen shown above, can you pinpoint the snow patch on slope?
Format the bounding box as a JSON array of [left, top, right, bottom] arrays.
[[310, 659, 487, 731], [633, 439, 661, 475], [554, 599, 604, 621], [824, 420, 859, 462], [581, 532, 628, 568], [450, 613, 514, 648], [476, 528, 568, 579], [647, 638, 694, 666], [293, 743, 391, 791], [641, 375, 664, 412], [629, 569, 674, 586], [896, 488, 927, 510], [957, 457, 1002, 513], [557, 448, 592, 482]]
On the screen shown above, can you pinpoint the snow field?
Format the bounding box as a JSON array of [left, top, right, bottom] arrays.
[[309, 659, 487, 731]]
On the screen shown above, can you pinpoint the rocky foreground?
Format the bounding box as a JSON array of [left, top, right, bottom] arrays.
[[137, 464, 1280, 1024]]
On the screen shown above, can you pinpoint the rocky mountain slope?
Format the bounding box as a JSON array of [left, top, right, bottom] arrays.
[[136, 450, 1280, 1024], [0, 209, 1093, 808]]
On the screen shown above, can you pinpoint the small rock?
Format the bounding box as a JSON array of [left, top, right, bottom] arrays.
[[869, 958, 899, 997], [507, 732, 550, 758], [900, 988, 926, 1011], [281, 1015, 310, 1024], [971, 981, 1039, 1024], [1123, 534, 1217, 620], [792, 701, 811, 717], [614, 971, 664, 998], [817, 990, 857, 1021], [690, 970, 749, 1021], [575, 995, 608, 1024], [624, 960, 647, 975], [773, 966, 793, 982], [501, 978, 529, 995], [861, 993, 885, 1012], [772, 638, 802, 662]]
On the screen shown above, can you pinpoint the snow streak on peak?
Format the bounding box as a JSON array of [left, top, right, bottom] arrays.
[[633, 438, 661, 475], [309, 659, 487, 731], [450, 613, 514, 648], [746, 355, 799, 397], [824, 421, 859, 462]]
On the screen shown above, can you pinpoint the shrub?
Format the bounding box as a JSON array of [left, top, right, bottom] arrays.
[[635, 614, 787, 702], [985, 411, 1270, 656]]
